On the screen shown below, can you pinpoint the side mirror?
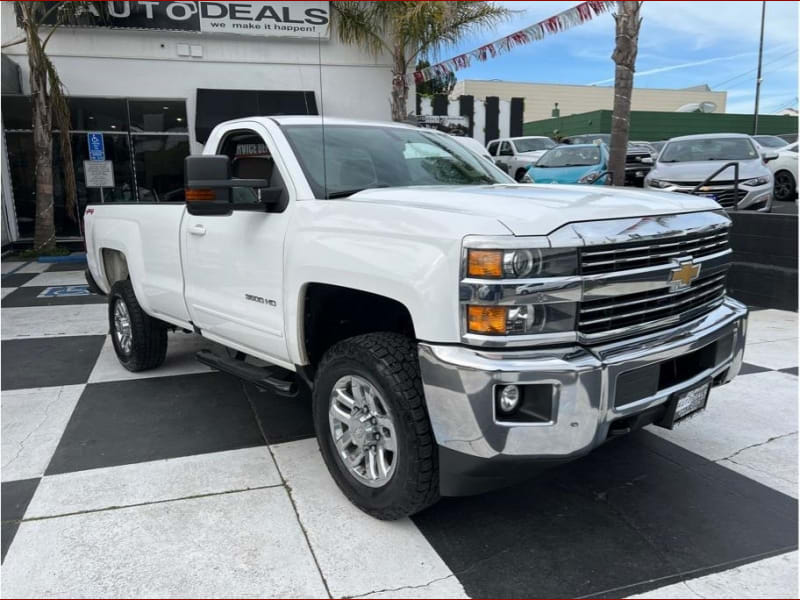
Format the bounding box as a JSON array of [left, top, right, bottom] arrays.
[[184, 155, 270, 215], [641, 156, 654, 164], [763, 152, 779, 163]]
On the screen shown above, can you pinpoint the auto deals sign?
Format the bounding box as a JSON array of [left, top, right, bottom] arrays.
[[28, 1, 330, 40]]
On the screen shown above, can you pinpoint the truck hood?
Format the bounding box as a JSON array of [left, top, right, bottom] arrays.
[[347, 184, 720, 237], [650, 159, 768, 182], [518, 150, 547, 161]]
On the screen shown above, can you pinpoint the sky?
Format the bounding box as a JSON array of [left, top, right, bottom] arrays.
[[436, 1, 798, 115]]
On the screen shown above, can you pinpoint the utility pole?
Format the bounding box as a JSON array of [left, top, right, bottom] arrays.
[[753, 0, 766, 134]]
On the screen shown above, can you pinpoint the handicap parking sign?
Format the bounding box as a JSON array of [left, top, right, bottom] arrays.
[[87, 133, 105, 161]]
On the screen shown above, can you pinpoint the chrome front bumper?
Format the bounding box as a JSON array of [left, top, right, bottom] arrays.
[[418, 297, 748, 494]]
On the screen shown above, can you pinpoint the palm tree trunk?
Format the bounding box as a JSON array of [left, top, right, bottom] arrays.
[[607, 1, 642, 187], [390, 47, 408, 122]]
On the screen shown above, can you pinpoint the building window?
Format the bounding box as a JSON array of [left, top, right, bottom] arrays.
[[2, 95, 191, 239]]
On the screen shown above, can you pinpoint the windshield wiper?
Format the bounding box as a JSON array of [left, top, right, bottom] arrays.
[[327, 185, 388, 199]]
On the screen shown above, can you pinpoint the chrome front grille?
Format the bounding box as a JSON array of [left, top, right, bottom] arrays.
[[712, 188, 748, 208], [580, 228, 730, 275], [579, 272, 727, 336]]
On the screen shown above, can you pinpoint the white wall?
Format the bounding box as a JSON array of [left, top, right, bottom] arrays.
[[1, 3, 398, 153]]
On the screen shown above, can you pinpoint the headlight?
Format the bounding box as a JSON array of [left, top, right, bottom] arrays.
[[467, 303, 576, 336], [648, 178, 672, 189], [742, 176, 770, 187], [467, 248, 577, 279], [578, 171, 602, 184]]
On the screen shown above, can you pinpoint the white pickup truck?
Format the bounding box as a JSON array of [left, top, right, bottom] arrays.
[[85, 116, 748, 520]]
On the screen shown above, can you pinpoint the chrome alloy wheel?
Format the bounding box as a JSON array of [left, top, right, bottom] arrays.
[[113, 298, 133, 355], [328, 375, 397, 488]]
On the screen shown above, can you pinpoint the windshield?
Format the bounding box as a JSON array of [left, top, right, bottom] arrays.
[[753, 135, 788, 148], [659, 138, 759, 163], [513, 138, 556, 153], [281, 125, 509, 198], [564, 134, 610, 145], [536, 145, 601, 168]]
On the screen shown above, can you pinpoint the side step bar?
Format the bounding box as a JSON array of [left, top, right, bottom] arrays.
[[196, 349, 298, 396]]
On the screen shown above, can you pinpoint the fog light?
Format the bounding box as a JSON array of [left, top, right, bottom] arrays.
[[499, 385, 520, 413]]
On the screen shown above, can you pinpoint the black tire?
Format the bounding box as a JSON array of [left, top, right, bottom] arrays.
[[514, 168, 527, 182], [313, 333, 439, 520], [774, 170, 797, 202], [108, 280, 168, 372]]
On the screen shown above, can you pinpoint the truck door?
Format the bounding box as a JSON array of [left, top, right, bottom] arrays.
[[181, 124, 292, 368]]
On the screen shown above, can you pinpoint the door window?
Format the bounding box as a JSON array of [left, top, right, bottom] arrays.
[[487, 141, 499, 156], [218, 129, 289, 211], [499, 141, 514, 156]]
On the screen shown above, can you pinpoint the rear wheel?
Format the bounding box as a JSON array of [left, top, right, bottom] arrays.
[[313, 332, 439, 520], [108, 280, 168, 372], [515, 168, 528, 182], [774, 170, 796, 202]]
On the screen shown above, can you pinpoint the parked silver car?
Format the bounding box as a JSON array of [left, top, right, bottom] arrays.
[[644, 133, 776, 212]]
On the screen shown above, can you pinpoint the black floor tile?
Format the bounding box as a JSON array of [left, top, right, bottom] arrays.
[[739, 362, 773, 375], [244, 382, 315, 445], [46, 372, 265, 475], [1, 478, 40, 563], [779, 366, 798, 376], [45, 262, 87, 272], [1, 336, 106, 390], [0, 272, 38, 287], [2, 285, 105, 307], [413, 431, 797, 599]]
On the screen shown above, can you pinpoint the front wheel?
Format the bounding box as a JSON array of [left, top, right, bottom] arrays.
[[313, 333, 439, 520], [774, 170, 797, 202], [108, 280, 168, 372]]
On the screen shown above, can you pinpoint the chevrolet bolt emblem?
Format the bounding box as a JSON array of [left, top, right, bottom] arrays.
[[668, 260, 701, 292]]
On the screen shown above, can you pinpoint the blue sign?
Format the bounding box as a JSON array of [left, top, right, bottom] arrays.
[[87, 133, 105, 161], [38, 285, 92, 298]]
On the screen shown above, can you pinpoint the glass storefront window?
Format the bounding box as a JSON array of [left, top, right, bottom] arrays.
[[131, 135, 190, 202], [69, 97, 127, 131], [129, 100, 188, 133], [3, 95, 189, 239]]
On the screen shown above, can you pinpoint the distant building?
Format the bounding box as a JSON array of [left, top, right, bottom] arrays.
[[775, 107, 798, 117], [451, 80, 727, 123]]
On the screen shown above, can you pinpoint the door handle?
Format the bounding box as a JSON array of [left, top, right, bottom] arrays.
[[189, 224, 206, 236]]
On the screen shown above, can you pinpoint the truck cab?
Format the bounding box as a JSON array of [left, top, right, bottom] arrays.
[[486, 136, 557, 181]]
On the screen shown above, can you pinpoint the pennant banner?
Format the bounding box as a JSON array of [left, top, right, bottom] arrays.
[[407, 0, 617, 84]]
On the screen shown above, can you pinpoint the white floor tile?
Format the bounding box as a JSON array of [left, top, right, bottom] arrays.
[[88, 332, 216, 383], [1, 385, 84, 482], [1, 305, 108, 339], [2, 287, 17, 298], [744, 338, 798, 370], [272, 438, 467, 600], [22, 270, 87, 287], [746, 310, 798, 344], [720, 432, 798, 498], [26, 447, 281, 518], [2, 488, 328, 598], [628, 551, 798, 599], [15, 262, 52, 274], [648, 371, 797, 495], [1, 260, 26, 274]]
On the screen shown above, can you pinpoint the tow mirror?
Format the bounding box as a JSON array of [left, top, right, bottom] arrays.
[[184, 155, 271, 215]]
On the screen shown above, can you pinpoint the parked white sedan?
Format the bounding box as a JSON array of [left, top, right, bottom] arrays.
[[767, 142, 798, 202]]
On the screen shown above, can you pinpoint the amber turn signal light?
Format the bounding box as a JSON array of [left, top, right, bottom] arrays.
[[467, 250, 503, 278], [185, 188, 216, 202], [467, 305, 507, 335]]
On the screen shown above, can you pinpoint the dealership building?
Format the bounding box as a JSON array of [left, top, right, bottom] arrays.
[[1, 1, 399, 244]]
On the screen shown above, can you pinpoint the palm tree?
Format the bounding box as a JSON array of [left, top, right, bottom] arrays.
[[332, 1, 509, 122], [607, 1, 643, 187], [2, 2, 106, 252]]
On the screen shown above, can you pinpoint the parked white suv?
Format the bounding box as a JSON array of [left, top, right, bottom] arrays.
[[645, 133, 776, 211], [84, 117, 748, 519], [486, 136, 556, 181]]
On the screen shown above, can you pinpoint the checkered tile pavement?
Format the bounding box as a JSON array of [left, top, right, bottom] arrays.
[[1, 257, 797, 598]]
